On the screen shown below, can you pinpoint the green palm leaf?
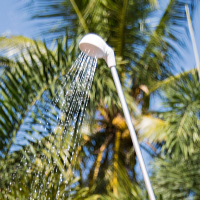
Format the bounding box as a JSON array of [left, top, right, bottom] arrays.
[[152, 150, 200, 199], [0, 36, 76, 157], [139, 72, 200, 158]]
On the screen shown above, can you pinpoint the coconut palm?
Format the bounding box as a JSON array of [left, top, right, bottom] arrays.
[[0, 0, 199, 199], [145, 71, 200, 199]]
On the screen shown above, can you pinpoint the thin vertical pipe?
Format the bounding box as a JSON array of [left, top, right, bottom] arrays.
[[185, 4, 200, 78], [110, 66, 156, 200]]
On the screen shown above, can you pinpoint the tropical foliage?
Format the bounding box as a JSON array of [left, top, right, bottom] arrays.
[[0, 0, 200, 199]]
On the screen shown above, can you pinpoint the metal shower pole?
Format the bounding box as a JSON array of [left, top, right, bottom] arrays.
[[110, 66, 156, 200]]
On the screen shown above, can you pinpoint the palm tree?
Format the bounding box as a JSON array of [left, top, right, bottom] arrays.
[[0, 0, 199, 199], [145, 72, 200, 199]]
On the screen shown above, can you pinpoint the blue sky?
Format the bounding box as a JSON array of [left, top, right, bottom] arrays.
[[0, 0, 32, 36], [0, 0, 200, 71]]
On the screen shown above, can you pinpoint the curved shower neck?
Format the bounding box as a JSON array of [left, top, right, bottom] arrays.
[[103, 45, 116, 68], [78, 33, 116, 68]]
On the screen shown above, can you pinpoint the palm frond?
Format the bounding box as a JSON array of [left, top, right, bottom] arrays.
[[150, 68, 196, 92], [0, 35, 45, 59], [69, 0, 89, 33], [132, 0, 197, 90], [0, 36, 75, 157], [152, 150, 200, 199], [140, 72, 200, 158], [0, 56, 13, 68], [101, 161, 144, 200], [0, 135, 89, 199], [136, 115, 168, 143]]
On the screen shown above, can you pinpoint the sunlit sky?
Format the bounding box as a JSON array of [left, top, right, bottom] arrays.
[[0, 0, 200, 180], [0, 1, 31, 36], [1, 0, 200, 70]]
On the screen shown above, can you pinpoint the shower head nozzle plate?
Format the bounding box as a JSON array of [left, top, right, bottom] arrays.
[[79, 33, 106, 58], [79, 33, 116, 68]]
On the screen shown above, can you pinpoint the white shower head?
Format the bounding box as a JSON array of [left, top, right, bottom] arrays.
[[79, 33, 116, 68]]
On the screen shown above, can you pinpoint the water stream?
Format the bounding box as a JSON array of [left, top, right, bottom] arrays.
[[7, 52, 97, 199]]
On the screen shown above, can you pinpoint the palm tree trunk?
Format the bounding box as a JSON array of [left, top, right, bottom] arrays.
[[113, 131, 121, 195]]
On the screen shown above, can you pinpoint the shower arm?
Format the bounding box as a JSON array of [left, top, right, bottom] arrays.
[[79, 34, 156, 200], [110, 65, 155, 200]]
